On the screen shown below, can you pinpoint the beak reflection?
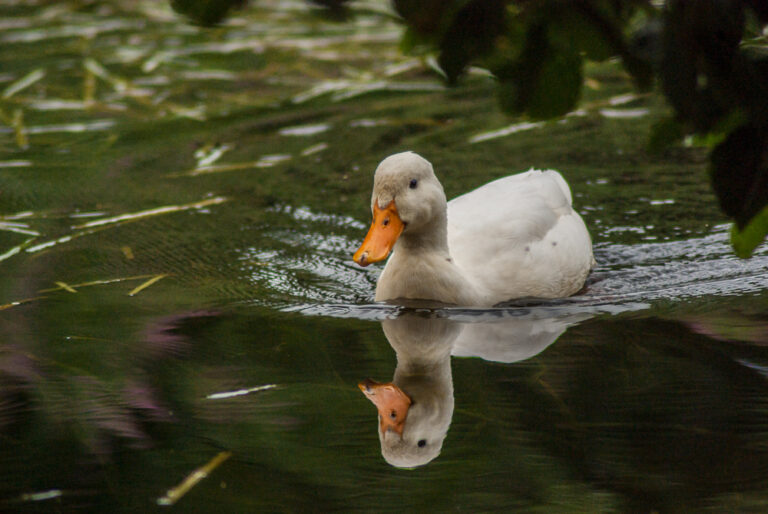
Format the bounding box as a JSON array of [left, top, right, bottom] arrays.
[[358, 378, 412, 436]]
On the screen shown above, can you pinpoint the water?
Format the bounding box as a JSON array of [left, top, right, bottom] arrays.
[[2, 1, 768, 512]]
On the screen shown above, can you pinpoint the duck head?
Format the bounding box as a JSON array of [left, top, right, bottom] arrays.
[[353, 152, 447, 266]]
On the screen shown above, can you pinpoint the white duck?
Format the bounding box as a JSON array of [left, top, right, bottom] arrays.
[[353, 152, 594, 306]]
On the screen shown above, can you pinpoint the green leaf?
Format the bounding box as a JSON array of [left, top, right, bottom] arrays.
[[399, 27, 419, 54], [688, 109, 747, 148], [731, 205, 768, 258], [554, 10, 614, 62], [648, 117, 684, 153], [709, 123, 768, 229], [528, 44, 582, 119], [497, 22, 583, 120], [437, 0, 508, 83], [659, 0, 746, 132]]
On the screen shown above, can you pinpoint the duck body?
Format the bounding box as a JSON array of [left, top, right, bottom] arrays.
[[354, 152, 594, 307], [447, 169, 594, 302]]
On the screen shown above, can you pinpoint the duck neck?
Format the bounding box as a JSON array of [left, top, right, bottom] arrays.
[[397, 210, 450, 258], [378, 207, 486, 306]]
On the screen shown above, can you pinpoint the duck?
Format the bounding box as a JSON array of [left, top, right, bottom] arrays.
[[353, 151, 595, 306]]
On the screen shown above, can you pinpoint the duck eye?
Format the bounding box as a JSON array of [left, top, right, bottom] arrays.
[[409, 179, 418, 189], [418, 439, 426, 447]]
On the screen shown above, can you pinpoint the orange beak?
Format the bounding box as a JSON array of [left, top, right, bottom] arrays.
[[353, 201, 405, 267], [358, 379, 412, 436]]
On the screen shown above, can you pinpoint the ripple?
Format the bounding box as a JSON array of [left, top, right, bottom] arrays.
[[239, 206, 768, 319], [590, 225, 768, 301]]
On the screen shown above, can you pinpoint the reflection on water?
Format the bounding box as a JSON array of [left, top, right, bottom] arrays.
[[361, 314, 458, 468], [360, 309, 589, 468], [356, 307, 768, 509], [4, 300, 768, 510]]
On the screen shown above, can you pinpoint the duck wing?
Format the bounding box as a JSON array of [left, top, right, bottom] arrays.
[[447, 169, 593, 302]]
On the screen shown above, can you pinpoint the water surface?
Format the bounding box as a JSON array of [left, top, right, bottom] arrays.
[[2, 1, 768, 512]]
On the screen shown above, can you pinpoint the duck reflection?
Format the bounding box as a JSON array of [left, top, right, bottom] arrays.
[[359, 315, 459, 468], [359, 309, 591, 468]]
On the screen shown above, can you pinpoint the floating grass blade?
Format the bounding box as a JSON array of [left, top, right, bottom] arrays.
[[185, 158, 291, 177], [84, 58, 128, 94], [0, 237, 38, 263], [72, 196, 227, 229], [0, 296, 47, 311], [54, 281, 77, 293], [20, 489, 62, 502], [38, 274, 158, 293], [2, 68, 45, 99], [195, 143, 231, 167], [25, 119, 115, 135], [12, 109, 28, 148], [23, 197, 225, 257], [157, 451, 232, 506], [205, 384, 277, 400], [0, 245, 25, 263], [26, 233, 76, 254], [83, 62, 96, 104], [0, 160, 32, 168], [469, 121, 546, 144], [127, 274, 167, 296], [0, 222, 39, 236], [301, 143, 328, 156]]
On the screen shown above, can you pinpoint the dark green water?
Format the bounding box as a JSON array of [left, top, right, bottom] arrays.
[[2, 1, 768, 512]]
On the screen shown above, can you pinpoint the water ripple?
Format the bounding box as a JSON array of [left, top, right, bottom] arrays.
[[239, 207, 768, 319]]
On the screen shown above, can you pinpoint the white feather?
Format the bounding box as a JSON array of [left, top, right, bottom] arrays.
[[363, 152, 594, 306]]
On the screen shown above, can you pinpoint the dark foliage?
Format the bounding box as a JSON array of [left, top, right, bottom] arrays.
[[658, 0, 768, 255], [392, 0, 768, 256]]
